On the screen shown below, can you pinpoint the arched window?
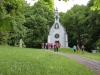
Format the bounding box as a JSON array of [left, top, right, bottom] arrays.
[[55, 23, 59, 29]]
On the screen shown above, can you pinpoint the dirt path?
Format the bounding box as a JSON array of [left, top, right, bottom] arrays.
[[45, 50, 100, 75]]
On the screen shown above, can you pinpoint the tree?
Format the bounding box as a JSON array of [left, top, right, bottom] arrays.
[[0, 0, 12, 32], [83, 0, 100, 51], [24, 0, 54, 48], [91, 0, 100, 12], [4, 0, 28, 46], [40, 0, 54, 10], [60, 4, 86, 47], [32, 0, 54, 10]]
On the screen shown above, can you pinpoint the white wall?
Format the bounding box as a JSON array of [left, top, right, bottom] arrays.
[[48, 22, 68, 47]]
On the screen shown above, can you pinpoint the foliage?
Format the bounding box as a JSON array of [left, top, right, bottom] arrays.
[[84, 0, 100, 51], [0, 0, 100, 50], [7, 25, 27, 46], [0, 31, 8, 45], [95, 39, 100, 51], [91, 0, 100, 12], [0, 0, 12, 32], [4, 0, 28, 46], [59, 0, 100, 52], [24, 0, 54, 48], [60, 4, 86, 47], [40, 0, 54, 10]]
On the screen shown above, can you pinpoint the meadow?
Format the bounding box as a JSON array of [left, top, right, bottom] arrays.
[[0, 45, 97, 75], [57, 48, 100, 61]]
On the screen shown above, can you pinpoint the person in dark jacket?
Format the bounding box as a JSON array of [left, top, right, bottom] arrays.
[[81, 45, 85, 54], [54, 43, 57, 52]]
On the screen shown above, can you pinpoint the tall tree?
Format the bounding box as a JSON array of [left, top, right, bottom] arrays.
[[24, 0, 54, 48], [60, 0, 100, 52], [4, 0, 28, 46], [84, 0, 100, 51], [60, 4, 86, 47]]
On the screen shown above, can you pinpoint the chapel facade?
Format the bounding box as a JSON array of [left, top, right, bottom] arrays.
[[47, 8, 68, 47]]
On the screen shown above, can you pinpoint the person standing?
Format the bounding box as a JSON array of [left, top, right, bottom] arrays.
[[73, 45, 76, 53], [77, 45, 80, 52], [19, 39, 23, 48], [51, 43, 53, 48], [48, 43, 50, 49], [54, 43, 57, 52], [81, 45, 85, 54], [56, 42, 59, 52], [44, 43, 46, 49], [46, 43, 48, 49]]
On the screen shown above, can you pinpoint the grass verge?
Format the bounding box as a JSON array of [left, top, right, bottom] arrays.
[[0, 45, 97, 75], [53, 48, 100, 61]]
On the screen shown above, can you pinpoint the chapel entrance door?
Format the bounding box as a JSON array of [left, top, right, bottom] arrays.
[[55, 41, 59, 43]]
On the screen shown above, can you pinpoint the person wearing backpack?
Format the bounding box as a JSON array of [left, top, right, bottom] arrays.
[[73, 45, 76, 53]]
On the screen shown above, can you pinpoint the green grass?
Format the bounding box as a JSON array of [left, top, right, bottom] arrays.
[[0, 45, 97, 75], [55, 48, 100, 61]]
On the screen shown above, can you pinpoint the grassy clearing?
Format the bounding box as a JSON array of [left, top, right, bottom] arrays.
[[54, 48, 100, 61], [0, 45, 97, 75]]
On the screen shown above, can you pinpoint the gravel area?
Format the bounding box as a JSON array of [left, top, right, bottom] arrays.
[[46, 50, 100, 75]]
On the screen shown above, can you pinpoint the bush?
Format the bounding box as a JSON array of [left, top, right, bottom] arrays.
[[95, 39, 100, 52], [0, 31, 8, 45]]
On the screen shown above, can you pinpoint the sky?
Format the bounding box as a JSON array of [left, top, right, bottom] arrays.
[[26, 0, 90, 12]]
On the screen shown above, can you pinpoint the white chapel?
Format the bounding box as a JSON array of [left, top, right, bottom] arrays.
[[47, 8, 68, 47]]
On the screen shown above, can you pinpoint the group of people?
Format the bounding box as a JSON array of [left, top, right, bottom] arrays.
[[73, 45, 85, 54], [42, 43, 53, 49], [42, 42, 60, 52], [42, 43, 85, 53]]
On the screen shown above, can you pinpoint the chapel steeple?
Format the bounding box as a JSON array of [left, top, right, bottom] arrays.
[[54, 7, 60, 22], [47, 7, 68, 48]]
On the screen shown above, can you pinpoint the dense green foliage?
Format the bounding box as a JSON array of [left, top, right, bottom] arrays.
[[40, 0, 54, 10], [0, 0, 54, 48], [0, 0, 12, 31], [23, 1, 54, 48], [0, 0, 100, 52], [59, 0, 100, 52], [0, 45, 97, 75], [0, 0, 28, 46]]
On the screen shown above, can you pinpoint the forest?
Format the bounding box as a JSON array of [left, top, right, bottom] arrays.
[[0, 0, 100, 52]]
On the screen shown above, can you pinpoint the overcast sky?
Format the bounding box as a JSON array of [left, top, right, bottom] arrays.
[[26, 0, 90, 12], [54, 0, 90, 12]]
